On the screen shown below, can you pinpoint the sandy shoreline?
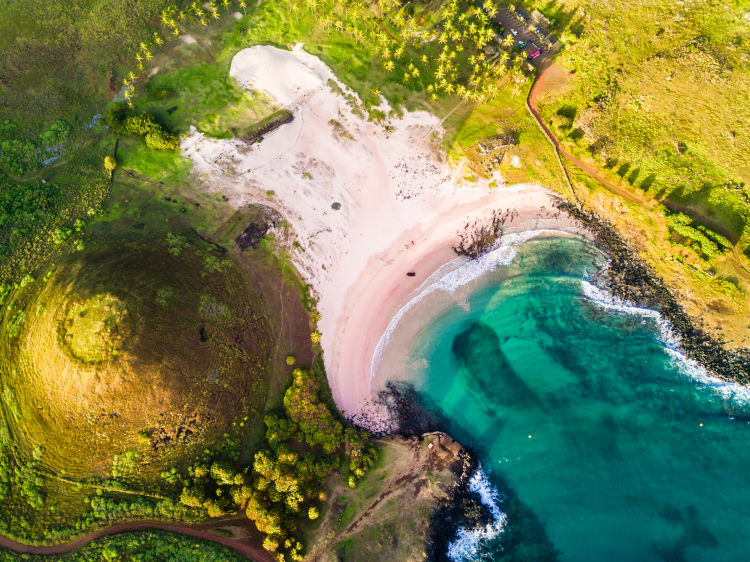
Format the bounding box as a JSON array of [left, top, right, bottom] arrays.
[[328, 200, 583, 415], [181, 44, 583, 417]]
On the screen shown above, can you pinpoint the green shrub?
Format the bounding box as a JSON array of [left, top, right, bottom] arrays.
[[39, 120, 71, 146], [106, 105, 178, 150], [112, 450, 141, 477], [664, 208, 730, 260]]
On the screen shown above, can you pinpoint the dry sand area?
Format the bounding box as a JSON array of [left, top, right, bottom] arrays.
[[181, 44, 580, 416]]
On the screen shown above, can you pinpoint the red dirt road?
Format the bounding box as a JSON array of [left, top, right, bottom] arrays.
[[527, 66, 645, 206], [0, 520, 272, 561], [527, 65, 737, 244]]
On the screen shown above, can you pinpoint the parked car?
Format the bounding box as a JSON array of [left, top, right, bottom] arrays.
[[510, 28, 518, 36], [529, 49, 542, 59]]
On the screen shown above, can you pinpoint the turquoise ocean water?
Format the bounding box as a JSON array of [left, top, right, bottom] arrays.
[[396, 236, 750, 561]]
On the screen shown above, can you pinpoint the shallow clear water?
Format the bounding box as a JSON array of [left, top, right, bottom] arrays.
[[404, 236, 750, 561]]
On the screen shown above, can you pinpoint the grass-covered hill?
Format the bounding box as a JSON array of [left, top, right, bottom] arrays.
[[0, 224, 271, 479], [524, 0, 750, 344], [0, 0, 748, 558], [533, 0, 749, 221]]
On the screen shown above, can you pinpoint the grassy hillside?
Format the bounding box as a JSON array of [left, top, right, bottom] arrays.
[[511, 0, 750, 345], [0, 0, 178, 288], [533, 0, 749, 235]]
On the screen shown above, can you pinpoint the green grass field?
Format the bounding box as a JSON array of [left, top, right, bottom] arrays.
[[1, 0, 749, 557], [513, 0, 750, 345]]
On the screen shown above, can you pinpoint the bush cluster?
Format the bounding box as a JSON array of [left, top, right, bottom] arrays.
[[106, 104, 178, 150], [663, 207, 730, 261], [0, 432, 45, 510], [178, 369, 376, 561]]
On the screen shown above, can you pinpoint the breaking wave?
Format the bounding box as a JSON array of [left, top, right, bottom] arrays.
[[370, 229, 572, 381], [580, 280, 750, 406], [447, 465, 507, 561]]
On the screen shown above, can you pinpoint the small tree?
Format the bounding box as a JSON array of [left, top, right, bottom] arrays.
[[104, 156, 117, 177]]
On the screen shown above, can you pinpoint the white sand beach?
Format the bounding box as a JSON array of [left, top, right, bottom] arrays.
[[181, 44, 580, 416]]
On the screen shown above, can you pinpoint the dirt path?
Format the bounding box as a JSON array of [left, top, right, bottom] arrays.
[[527, 65, 738, 244], [0, 520, 271, 561], [527, 66, 645, 206]]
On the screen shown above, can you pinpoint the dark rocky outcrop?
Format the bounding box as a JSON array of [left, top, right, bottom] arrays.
[[556, 199, 750, 383]]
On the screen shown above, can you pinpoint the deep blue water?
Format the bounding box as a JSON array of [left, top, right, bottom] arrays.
[[403, 236, 750, 561]]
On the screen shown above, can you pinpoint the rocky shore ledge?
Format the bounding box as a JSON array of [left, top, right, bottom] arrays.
[[556, 199, 750, 384]]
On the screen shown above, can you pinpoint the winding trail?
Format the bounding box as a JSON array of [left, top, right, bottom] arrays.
[[526, 65, 738, 245], [527, 66, 645, 207], [0, 520, 271, 561]]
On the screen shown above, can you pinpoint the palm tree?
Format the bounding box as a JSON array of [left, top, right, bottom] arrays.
[[239, 0, 247, 14], [383, 60, 395, 71]]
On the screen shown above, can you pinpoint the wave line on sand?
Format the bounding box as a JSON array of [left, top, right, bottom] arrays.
[[370, 229, 573, 382]]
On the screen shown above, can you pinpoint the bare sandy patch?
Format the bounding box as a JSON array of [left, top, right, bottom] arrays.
[[180, 44, 579, 416]]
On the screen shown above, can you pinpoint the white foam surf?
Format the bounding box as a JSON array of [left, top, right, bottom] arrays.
[[370, 229, 572, 382], [447, 465, 508, 561], [580, 280, 750, 406]]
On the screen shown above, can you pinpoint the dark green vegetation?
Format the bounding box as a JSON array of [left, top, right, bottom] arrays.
[[0, 0, 185, 287], [1, 530, 246, 561], [180, 368, 375, 560]]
